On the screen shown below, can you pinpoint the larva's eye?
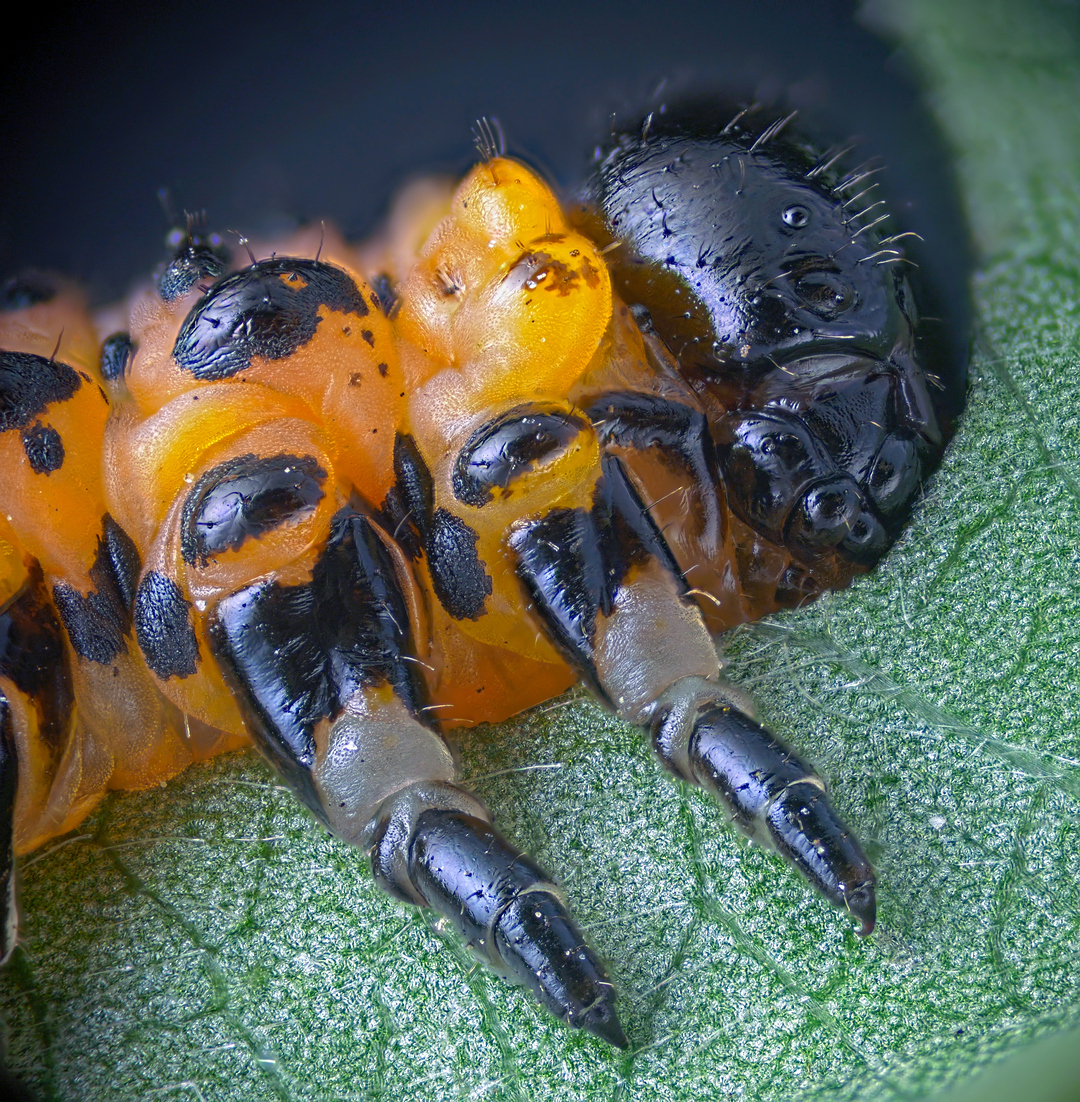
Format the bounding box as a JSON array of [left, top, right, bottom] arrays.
[[793, 268, 856, 319], [781, 204, 811, 228]]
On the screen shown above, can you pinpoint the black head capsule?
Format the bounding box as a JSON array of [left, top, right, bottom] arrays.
[[582, 104, 915, 385], [581, 102, 962, 574]]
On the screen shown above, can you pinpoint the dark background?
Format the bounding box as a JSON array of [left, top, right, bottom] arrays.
[[2, 0, 969, 352]]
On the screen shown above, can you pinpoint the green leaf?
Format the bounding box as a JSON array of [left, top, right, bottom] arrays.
[[2, 1, 1079, 1098]]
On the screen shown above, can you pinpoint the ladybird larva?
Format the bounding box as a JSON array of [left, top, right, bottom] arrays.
[[0, 102, 962, 1047]]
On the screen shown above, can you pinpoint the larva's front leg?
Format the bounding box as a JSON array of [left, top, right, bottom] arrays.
[[510, 450, 876, 933], [649, 682, 876, 934], [209, 508, 624, 1046]]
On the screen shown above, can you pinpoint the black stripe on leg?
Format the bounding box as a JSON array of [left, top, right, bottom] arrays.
[[211, 509, 427, 816], [509, 453, 688, 701], [53, 515, 140, 666], [594, 453, 688, 599], [509, 506, 607, 698], [586, 391, 724, 551]]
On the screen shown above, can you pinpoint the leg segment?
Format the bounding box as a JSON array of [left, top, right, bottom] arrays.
[[585, 390, 724, 556], [210, 508, 624, 1044], [651, 678, 875, 933], [367, 781, 625, 1046], [511, 455, 876, 932]]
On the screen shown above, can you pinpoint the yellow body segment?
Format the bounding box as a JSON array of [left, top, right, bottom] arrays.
[[390, 160, 615, 671], [0, 288, 112, 588], [398, 158, 612, 403]]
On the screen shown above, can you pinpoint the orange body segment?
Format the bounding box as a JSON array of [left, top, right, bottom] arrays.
[[0, 155, 777, 851]]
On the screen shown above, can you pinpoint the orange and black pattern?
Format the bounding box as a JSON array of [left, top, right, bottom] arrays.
[[0, 105, 961, 1044]]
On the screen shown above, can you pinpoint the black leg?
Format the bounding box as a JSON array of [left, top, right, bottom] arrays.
[[585, 390, 725, 556], [211, 509, 626, 1045], [651, 678, 875, 933], [512, 453, 876, 932], [367, 782, 626, 1047]]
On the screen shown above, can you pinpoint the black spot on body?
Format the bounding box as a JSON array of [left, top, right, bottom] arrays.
[[101, 515, 142, 611], [134, 571, 199, 679], [379, 433, 433, 561], [393, 434, 434, 531], [0, 565, 73, 752], [54, 585, 125, 665], [173, 258, 370, 380], [371, 273, 397, 316], [21, 421, 63, 473], [384, 436, 494, 617], [453, 407, 587, 508], [427, 509, 492, 621], [0, 351, 81, 433], [159, 241, 228, 302], [99, 332, 134, 382], [53, 518, 143, 665], [180, 454, 326, 567]]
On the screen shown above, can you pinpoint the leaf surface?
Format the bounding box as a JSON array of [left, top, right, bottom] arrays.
[[2, 1, 1079, 1098]]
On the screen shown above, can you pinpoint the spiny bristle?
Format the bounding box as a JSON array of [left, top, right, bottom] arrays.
[[806, 143, 855, 180], [472, 116, 505, 161], [748, 110, 798, 153]]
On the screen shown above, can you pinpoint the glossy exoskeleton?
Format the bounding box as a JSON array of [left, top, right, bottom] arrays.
[[578, 102, 961, 610], [0, 105, 962, 1049]]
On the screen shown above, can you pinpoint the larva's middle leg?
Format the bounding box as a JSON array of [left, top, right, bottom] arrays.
[[367, 780, 626, 1046], [511, 450, 876, 932]]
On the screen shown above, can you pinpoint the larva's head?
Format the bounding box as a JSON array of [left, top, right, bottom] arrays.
[[582, 107, 922, 401], [576, 104, 963, 577]]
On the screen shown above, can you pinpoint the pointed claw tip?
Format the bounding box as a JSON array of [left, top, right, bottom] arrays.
[[580, 1001, 629, 1049], [845, 879, 876, 937]]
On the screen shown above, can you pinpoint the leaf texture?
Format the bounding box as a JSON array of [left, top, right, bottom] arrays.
[[2, 1, 1079, 1098]]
